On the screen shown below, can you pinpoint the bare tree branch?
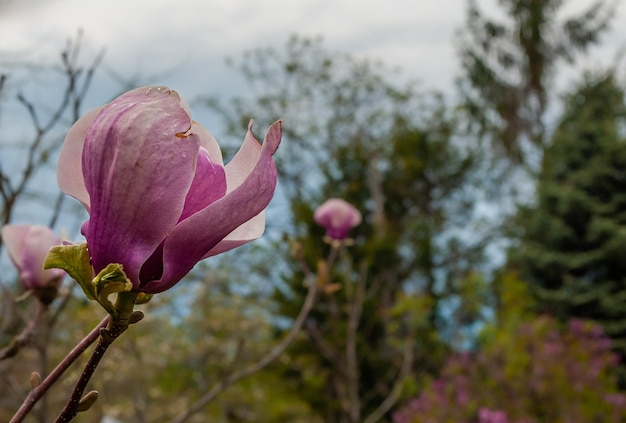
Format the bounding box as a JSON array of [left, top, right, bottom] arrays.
[[169, 280, 318, 423]]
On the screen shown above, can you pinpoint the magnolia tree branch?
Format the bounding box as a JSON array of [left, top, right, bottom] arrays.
[[34, 286, 77, 421], [304, 243, 413, 423], [307, 322, 343, 366], [54, 315, 134, 423], [345, 263, 366, 423], [0, 33, 103, 249], [169, 280, 318, 423], [9, 316, 110, 423], [0, 284, 18, 348], [363, 333, 414, 423], [0, 302, 47, 361]]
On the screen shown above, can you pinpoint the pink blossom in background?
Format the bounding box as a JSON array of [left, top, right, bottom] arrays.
[[1, 224, 65, 291], [58, 86, 282, 294], [314, 198, 362, 240], [479, 408, 510, 423]]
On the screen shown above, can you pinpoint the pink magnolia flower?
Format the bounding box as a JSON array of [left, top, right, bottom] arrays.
[[314, 198, 362, 240], [2, 224, 65, 292], [58, 86, 281, 294]]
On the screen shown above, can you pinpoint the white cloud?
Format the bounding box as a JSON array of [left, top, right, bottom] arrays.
[[0, 1, 467, 95], [0, 0, 624, 109]]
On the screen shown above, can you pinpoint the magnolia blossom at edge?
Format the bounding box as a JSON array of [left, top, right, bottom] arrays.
[[314, 198, 362, 240], [1, 224, 65, 291], [57, 86, 282, 294]]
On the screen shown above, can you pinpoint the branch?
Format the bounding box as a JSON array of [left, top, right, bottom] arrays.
[[345, 264, 366, 422], [9, 316, 110, 423], [0, 32, 104, 244], [53, 317, 131, 422], [169, 280, 318, 423], [306, 321, 343, 366], [363, 334, 414, 423], [0, 302, 47, 361]]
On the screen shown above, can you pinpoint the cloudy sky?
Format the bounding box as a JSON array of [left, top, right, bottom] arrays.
[[0, 0, 465, 96], [0, 0, 624, 253], [2, 0, 624, 110]]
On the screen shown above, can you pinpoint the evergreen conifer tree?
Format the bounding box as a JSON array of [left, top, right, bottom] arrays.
[[513, 73, 626, 364]]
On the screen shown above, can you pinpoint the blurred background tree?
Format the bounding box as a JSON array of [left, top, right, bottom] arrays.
[[510, 71, 626, 383], [457, 0, 615, 166], [392, 274, 626, 423], [205, 35, 491, 422]]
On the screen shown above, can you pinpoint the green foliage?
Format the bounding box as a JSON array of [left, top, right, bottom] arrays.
[[394, 274, 626, 423], [209, 36, 488, 422], [512, 73, 626, 364], [457, 0, 615, 164], [44, 244, 94, 300]]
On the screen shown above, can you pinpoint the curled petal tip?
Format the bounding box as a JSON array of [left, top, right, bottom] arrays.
[[265, 120, 282, 155]]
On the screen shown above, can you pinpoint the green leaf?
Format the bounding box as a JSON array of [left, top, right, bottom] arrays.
[[44, 244, 96, 300], [93, 263, 133, 315]]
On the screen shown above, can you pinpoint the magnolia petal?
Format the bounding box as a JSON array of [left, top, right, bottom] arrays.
[[179, 147, 227, 222], [203, 210, 265, 258], [143, 120, 282, 293], [57, 106, 105, 211], [82, 87, 200, 286], [2, 225, 30, 269], [1, 225, 64, 290], [22, 227, 65, 290], [224, 120, 264, 193], [189, 121, 224, 166]]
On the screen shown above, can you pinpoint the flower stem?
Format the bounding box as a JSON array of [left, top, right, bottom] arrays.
[[54, 291, 139, 423], [9, 315, 110, 423], [54, 317, 129, 422]]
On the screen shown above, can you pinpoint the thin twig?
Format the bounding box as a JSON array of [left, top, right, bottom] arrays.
[[0, 302, 47, 361], [0, 32, 104, 245], [345, 263, 366, 422], [362, 334, 414, 423], [54, 317, 129, 423], [170, 281, 318, 423], [307, 322, 343, 366], [9, 316, 110, 423]]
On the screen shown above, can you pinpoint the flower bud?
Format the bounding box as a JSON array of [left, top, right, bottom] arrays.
[[314, 198, 362, 241], [2, 224, 65, 303]]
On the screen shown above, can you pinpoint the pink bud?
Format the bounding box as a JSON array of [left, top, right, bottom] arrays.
[[2, 224, 65, 292], [314, 198, 362, 240]]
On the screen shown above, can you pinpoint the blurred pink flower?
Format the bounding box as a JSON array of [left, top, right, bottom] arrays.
[[479, 408, 509, 423], [57, 86, 282, 294], [2, 224, 65, 292], [314, 198, 362, 240]]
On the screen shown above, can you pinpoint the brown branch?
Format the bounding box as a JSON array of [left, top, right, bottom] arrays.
[[307, 321, 343, 366], [9, 316, 110, 423], [345, 264, 367, 422], [0, 302, 47, 361], [54, 317, 130, 423], [0, 32, 105, 244], [169, 280, 318, 423], [363, 334, 414, 423]]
